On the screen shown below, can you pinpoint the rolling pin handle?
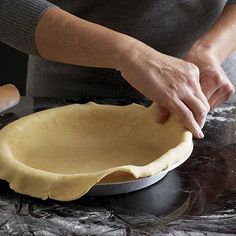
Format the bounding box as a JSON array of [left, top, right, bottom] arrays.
[[0, 84, 20, 113]]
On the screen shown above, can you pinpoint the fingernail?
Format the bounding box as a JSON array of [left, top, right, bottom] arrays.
[[198, 130, 204, 139]]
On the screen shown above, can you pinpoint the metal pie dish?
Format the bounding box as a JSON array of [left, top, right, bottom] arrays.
[[88, 151, 191, 196]]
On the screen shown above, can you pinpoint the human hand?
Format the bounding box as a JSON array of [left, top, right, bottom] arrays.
[[184, 46, 235, 110], [119, 42, 209, 138]]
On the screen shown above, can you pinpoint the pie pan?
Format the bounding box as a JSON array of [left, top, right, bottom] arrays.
[[0, 102, 193, 201]]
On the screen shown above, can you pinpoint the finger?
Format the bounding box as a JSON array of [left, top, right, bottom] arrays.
[[208, 88, 225, 109], [200, 74, 219, 100], [171, 99, 204, 139], [208, 82, 235, 109], [183, 94, 207, 128], [155, 105, 170, 123], [193, 86, 210, 113], [190, 74, 210, 112], [210, 91, 233, 110]]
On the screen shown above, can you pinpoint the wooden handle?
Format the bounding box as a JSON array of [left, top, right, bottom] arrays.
[[0, 84, 20, 112]]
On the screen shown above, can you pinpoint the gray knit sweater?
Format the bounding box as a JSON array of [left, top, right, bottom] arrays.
[[1, 0, 236, 99]]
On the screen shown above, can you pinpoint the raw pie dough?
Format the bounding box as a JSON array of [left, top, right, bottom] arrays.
[[0, 103, 193, 201]]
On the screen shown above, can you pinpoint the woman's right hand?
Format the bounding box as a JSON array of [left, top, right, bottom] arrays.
[[34, 7, 208, 138], [119, 42, 210, 139]]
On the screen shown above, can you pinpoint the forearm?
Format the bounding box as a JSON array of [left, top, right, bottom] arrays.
[[35, 7, 138, 70], [189, 4, 236, 64]]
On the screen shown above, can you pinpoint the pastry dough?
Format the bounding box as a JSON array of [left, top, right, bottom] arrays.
[[0, 103, 193, 201]]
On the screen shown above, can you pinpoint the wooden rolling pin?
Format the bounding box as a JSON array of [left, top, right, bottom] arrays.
[[0, 84, 20, 113]]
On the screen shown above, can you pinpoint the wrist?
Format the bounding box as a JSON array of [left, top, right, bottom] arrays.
[[187, 40, 222, 66], [114, 36, 144, 72], [115, 37, 164, 74], [188, 37, 227, 65]]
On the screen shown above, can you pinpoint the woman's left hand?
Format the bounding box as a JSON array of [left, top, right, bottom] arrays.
[[184, 46, 235, 110]]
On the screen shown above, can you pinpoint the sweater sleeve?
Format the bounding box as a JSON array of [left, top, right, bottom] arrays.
[[0, 0, 56, 55]]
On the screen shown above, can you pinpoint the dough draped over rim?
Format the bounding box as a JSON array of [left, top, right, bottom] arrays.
[[0, 102, 193, 201]]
